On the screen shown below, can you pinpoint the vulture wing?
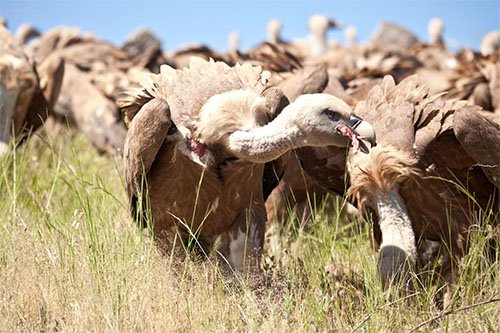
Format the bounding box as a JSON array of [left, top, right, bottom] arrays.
[[453, 106, 500, 188], [122, 98, 171, 225]]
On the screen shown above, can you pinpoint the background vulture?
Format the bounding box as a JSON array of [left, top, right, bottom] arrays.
[[347, 75, 499, 302], [0, 23, 64, 156], [119, 57, 375, 273], [22, 26, 152, 155]]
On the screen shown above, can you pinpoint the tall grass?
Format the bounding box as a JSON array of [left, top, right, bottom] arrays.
[[0, 130, 498, 332]]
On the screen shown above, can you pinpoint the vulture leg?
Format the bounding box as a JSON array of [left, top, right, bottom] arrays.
[[123, 98, 171, 227], [217, 202, 267, 274]]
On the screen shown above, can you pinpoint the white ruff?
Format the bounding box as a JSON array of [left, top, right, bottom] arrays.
[[374, 187, 417, 262]]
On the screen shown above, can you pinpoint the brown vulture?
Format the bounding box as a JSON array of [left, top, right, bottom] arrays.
[[118, 58, 375, 273]]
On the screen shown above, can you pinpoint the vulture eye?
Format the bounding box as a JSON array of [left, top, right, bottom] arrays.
[[324, 109, 341, 121]]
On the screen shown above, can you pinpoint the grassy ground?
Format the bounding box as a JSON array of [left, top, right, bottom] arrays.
[[0, 130, 498, 332]]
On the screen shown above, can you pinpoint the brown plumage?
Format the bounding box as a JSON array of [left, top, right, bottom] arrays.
[[24, 26, 148, 154], [119, 58, 375, 273], [446, 50, 500, 113], [121, 28, 171, 73], [347, 75, 499, 296], [164, 43, 230, 69], [0, 23, 64, 155]]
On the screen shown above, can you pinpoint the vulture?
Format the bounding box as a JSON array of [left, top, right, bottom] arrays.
[[347, 75, 499, 299], [119, 58, 375, 273], [15, 23, 41, 44], [480, 30, 500, 57], [121, 27, 171, 73], [227, 31, 241, 55], [370, 21, 419, 51], [427, 18, 445, 48], [306, 14, 343, 58], [344, 25, 358, 48], [282, 14, 343, 60], [24, 26, 146, 154], [0, 22, 64, 156], [267, 18, 284, 44]]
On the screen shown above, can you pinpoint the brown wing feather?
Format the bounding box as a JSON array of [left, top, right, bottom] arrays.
[[453, 106, 500, 188], [276, 64, 328, 102], [123, 98, 171, 226], [124, 98, 171, 196], [354, 75, 419, 153]]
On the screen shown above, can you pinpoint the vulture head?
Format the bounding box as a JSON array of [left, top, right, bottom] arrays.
[[308, 14, 342, 37], [15, 23, 41, 44], [308, 14, 343, 57], [427, 17, 444, 46], [199, 91, 376, 163], [267, 18, 283, 44], [344, 25, 358, 47], [480, 30, 500, 56]]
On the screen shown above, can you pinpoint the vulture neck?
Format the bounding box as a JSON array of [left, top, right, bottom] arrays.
[[310, 33, 328, 57], [374, 187, 417, 262], [227, 110, 306, 163]]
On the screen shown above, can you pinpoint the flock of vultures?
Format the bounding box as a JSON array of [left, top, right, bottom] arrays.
[[1, 14, 499, 305]]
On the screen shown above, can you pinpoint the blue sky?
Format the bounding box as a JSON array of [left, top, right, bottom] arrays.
[[2, 0, 499, 52]]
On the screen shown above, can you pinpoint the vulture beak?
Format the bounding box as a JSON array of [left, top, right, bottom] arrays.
[[329, 19, 344, 29], [348, 115, 376, 153]]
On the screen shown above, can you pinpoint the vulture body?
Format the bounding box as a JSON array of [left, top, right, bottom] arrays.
[[347, 75, 499, 295], [121, 27, 170, 73], [119, 58, 374, 273], [370, 21, 419, 51], [0, 23, 64, 156]]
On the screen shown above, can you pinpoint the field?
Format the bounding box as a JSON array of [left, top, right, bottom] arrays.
[[0, 129, 499, 332]]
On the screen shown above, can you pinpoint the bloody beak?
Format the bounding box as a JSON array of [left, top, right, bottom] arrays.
[[349, 115, 376, 145], [336, 115, 376, 153]]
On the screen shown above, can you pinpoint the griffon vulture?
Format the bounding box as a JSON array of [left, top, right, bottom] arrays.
[[119, 58, 375, 273], [347, 75, 499, 298], [24, 26, 146, 154], [0, 23, 64, 156]]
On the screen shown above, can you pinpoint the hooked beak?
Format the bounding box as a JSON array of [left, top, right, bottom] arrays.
[[349, 115, 376, 146], [336, 115, 376, 153], [349, 115, 376, 153], [329, 19, 344, 29]]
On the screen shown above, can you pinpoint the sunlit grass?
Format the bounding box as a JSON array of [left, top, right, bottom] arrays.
[[0, 130, 498, 332]]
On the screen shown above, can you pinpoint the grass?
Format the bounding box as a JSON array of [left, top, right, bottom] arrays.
[[0, 129, 499, 332]]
